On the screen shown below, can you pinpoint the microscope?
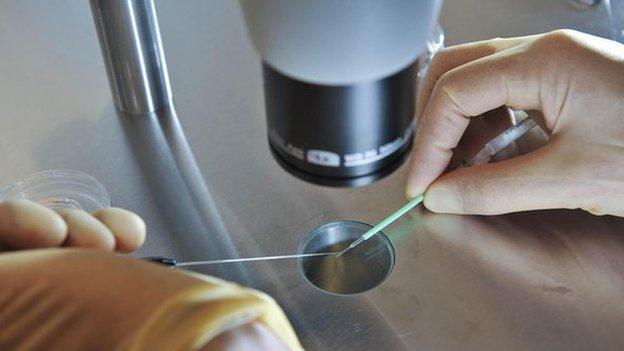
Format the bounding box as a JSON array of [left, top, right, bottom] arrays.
[[90, 0, 441, 187]]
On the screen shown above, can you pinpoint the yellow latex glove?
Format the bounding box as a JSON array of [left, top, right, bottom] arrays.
[[0, 200, 302, 351], [0, 199, 146, 252]]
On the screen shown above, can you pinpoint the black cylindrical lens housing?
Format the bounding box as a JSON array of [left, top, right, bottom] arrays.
[[263, 60, 417, 187]]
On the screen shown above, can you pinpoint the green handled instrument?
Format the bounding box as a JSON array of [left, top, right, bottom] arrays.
[[337, 194, 424, 256]]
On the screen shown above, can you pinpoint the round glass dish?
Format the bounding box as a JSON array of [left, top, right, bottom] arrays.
[[0, 170, 111, 212], [298, 220, 395, 295]]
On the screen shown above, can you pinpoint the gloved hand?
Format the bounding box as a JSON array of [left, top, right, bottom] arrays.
[[0, 200, 301, 350], [0, 249, 300, 351], [407, 30, 624, 216]]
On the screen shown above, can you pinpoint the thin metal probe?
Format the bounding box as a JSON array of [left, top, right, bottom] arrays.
[[144, 252, 335, 268]]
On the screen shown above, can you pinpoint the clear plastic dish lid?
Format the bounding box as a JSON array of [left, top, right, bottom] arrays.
[[0, 170, 111, 213]]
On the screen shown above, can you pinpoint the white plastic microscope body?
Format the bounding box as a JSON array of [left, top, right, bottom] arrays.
[[239, 0, 443, 85]]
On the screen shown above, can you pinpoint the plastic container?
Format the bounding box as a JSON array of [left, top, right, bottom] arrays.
[[0, 170, 111, 213]]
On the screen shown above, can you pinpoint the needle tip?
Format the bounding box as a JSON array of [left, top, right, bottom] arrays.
[[336, 236, 365, 257]]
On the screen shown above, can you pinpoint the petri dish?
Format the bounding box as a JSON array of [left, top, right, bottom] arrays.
[[298, 220, 395, 295], [0, 170, 111, 212]]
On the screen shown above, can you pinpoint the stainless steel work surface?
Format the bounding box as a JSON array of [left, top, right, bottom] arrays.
[[1, 1, 624, 350]]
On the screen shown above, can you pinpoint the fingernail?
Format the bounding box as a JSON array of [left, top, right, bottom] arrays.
[[406, 173, 426, 199], [424, 185, 463, 214], [406, 183, 425, 200]]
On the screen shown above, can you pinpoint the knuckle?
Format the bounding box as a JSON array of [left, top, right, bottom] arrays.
[[536, 29, 582, 51], [528, 29, 585, 67], [435, 70, 473, 117], [427, 49, 450, 76], [436, 70, 464, 103], [486, 37, 507, 51], [436, 69, 457, 88], [548, 29, 581, 41]]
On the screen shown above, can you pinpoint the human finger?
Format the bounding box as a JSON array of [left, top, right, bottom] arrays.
[[59, 209, 116, 250], [417, 36, 532, 121], [0, 199, 67, 249], [93, 208, 146, 253], [424, 143, 579, 215], [407, 44, 549, 198]]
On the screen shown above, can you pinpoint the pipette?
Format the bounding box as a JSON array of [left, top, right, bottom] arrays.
[[337, 194, 424, 256], [144, 251, 334, 268]]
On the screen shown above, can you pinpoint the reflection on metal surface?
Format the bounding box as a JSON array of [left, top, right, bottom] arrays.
[[90, 0, 173, 114], [298, 221, 395, 295], [118, 107, 252, 284], [567, 0, 602, 9], [604, 0, 624, 42]]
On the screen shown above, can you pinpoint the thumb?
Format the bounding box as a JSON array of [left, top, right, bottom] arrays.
[[423, 144, 581, 215]]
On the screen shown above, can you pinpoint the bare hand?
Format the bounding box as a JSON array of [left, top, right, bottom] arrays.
[[407, 30, 624, 216]]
